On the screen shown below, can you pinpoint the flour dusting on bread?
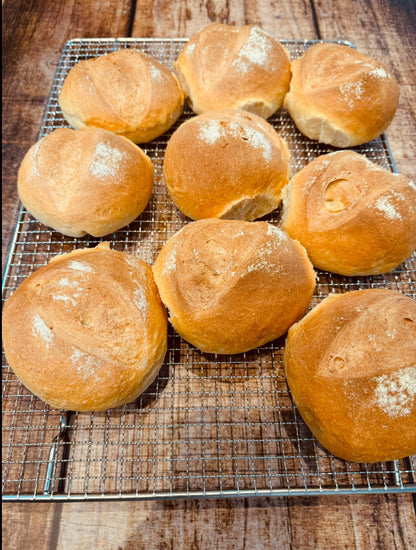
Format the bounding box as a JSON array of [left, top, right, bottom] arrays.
[[32, 313, 54, 347], [69, 260, 95, 273], [375, 195, 402, 220], [373, 366, 416, 418], [90, 141, 126, 179], [198, 119, 222, 144], [232, 26, 272, 73]]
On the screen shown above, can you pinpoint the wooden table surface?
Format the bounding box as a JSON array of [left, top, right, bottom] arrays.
[[2, 0, 416, 548]]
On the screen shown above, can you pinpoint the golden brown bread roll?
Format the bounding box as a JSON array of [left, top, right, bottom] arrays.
[[59, 48, 184, 143], [2, 243, 167, 412], [284, 42, 400, 147], [152, 219, 316, 354], [17, 127, 154, 238], [284, 289, 416, 463], [163, 109, 291, 221], [281, 150, 416, 275], [174, 23, 291, 118]]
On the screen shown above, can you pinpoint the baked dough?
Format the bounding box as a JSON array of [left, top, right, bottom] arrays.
[[2, 243, 167, 411], [163, 109, 291, 220], [152, 219, 316, 354], [59, 48, 184, 143], [284, 42, 400, 147], [174, 23, 291, 118], [18, 127, 154, 237], [284, 289, 416, 463], [281, 150, 416, 275]]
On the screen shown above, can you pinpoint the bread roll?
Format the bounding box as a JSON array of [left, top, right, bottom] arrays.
[[152, 219, 315, 354], [281, 150, 416, 275], [284, 289, 416, 463], [284, 42, 400, 147], [174, 23, 291, 118], [17, 127, 154, 237], [163, 109, 291, 221], [2, 243, 167, 412], [59, 48, 184, 143]]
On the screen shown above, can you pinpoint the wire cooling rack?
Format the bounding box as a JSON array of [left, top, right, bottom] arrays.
[[2, 38, 416, 501]]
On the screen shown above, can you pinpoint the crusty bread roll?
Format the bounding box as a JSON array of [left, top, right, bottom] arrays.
[[174, 23, 291, 118], [281, 150, 416, 275], [163, 109, 291, 221], [59, 48, 184, 143], [152, 219, 316, 354], [2, 243, 167, 411], [284, 42, 400, 147], [17, 127, 154, 237], [284, 289, 416, 463]]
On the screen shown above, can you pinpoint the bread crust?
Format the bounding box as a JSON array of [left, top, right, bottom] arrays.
[[163, 109, 290, 221], [281, 150, 416, 275], [153, 219, 316, 354], [59, 48, 184, 143], [2, 244, 167, 411], [17, 127, 155, 237], [284, 289, 416, 463], [174, 23, 291, 118], [284, 43, 400, 147]]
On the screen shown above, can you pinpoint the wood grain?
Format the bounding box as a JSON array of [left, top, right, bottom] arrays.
[[1, 503, 60, 550], [132, 0, 318, 38], [313, 0, 416, 177], [3, 493, 416, 550], [2, 0, 416, 549], [1, 0, 132, 274]]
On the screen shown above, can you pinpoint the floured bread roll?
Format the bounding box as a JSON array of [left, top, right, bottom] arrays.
[[152, 219, 315, 354], [2, 243, 167, 411], [174, 23, 291, 118], [18, 127, 154, 237], [163, 109, 291, 220], [284, 289, 416, 463], [281, 151, 416, 275], [59, 48, 184, 143], [284, 42, 400, 147]]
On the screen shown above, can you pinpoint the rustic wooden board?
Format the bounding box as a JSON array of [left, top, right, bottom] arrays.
[[314, 0, 416, 178], [132, 0, 318, 39], [3, 494, 416, 550], [1, 0, 133, 274], [2, 0, 416, 549]]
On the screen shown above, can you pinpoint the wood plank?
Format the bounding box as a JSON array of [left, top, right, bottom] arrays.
[[2, 0, 132, 92], [1, 0, 132, 274], [313, 0, 416, 177], [2, 1, 416, 549], [4, 493, 414, 550], [132, 0, 318, 39], [287, 494, 416, 550], [1, 0, 132, 543], [2, 503, 60, 550]]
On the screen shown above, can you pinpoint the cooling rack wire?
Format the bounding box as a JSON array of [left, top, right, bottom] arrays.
[[2, 37, 415, 501]]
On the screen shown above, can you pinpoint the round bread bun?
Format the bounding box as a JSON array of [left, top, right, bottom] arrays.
[[2, 243, 167, 412], [283, 42, 400, 147], [152, 219, 316, 354], [284, 289, 416, 463], [163, 109, 291, 221], [59, 48, 184, 143], [174, 23, 291, 118], [281, 150, 416, 276], [17, 127, 155, 238]]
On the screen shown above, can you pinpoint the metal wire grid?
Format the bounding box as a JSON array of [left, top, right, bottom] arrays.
[[2, 38, 416, 501]]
